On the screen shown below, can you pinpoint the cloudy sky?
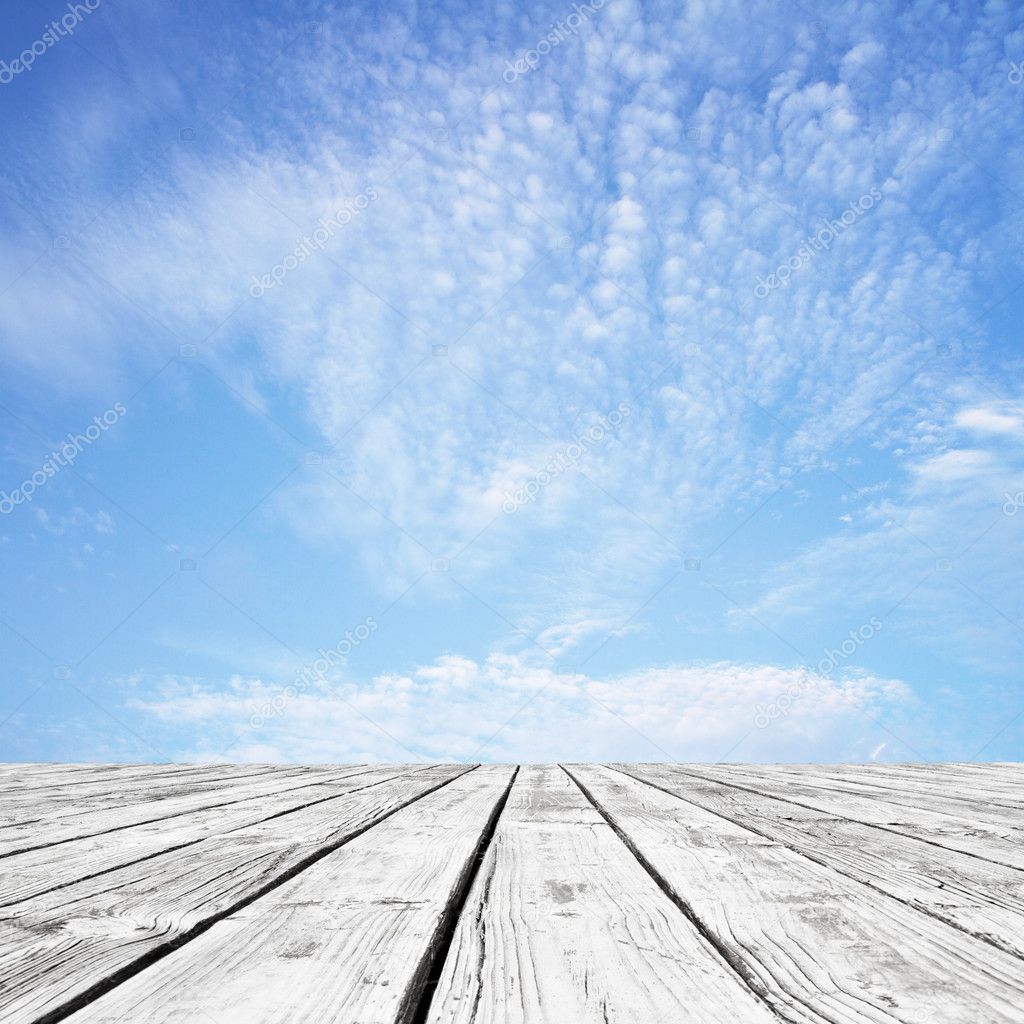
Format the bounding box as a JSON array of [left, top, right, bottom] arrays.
[[1, 0, 1022, 764]]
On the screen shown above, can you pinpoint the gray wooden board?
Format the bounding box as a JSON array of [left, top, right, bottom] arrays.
[[690, 763, 1024, 870], [568, 764, 1024, 1023], [426, 765, 779, 1024], [0, 763, 231, 796], [0, 764, 190, 795], [0, 765, 316, 827], [784, 764, 1024, 807], [4, 763, 1024, 1024], [0, 765, 470, 1024], [746, 764, 1024, 823], [0, 765, 417, 906], [61, 766, 516, 1024], [0, 766, 374, 857], [618, 764, 1024, 960]]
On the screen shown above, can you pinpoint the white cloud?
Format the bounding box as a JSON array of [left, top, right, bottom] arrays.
[[913, 448, 996, 482], [33, 506, 116, 536], [955, 406, 1024, 437], [126, 654, 915, 764], [3, 0, 1023, 759]]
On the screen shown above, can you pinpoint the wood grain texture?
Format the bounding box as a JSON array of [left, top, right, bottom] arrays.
[[689, 763, 1024, 870], [619, 764, 1024, 959], [744, 764, 1024, 826], [0, 764, 314, 830], [61, 766, 516, 1024], [0, 765, 216, 801], [568, 764, 1024, 1024], [0, 766, 363, 856], [3, 762, 1024, 1024], [0, 765, 469, 1024], [426, 765, 779, 1024], [0, 764, 222, 796], [0, 766, 412, 906], [777, 764, 1024, 808]]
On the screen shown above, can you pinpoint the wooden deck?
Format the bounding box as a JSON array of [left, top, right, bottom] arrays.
[[1, 763, 1023, 1023]]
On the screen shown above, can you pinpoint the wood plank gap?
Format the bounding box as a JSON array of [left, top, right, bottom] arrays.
[[403, 765, 520, 1024], [560, 765, 796, 1024], [29, 764, 480, 1024]]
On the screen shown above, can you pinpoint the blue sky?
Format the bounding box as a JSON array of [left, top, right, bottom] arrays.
[[1, 0, 1022, 764]]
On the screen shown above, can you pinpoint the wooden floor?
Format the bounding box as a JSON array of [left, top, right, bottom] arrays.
[[1, 763, 1023, 1023]]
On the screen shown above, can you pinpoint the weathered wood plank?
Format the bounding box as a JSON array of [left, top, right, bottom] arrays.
[[60, 766, 516, 1024], [748, 764, 1024, 822], [620, 764, 1024, 960], [0, 766, 371, 857], [796, 764, 1024, 807], [0, 765, 471, 1024], [5, 763, 1024, 1024], [0, 762, 285, 794], [693, 764, 1024, 870], [0, 764, 183, 794], [0, 764, 215, 795], [426, 765, 779, 1024], [569, 765, 1024, 1024], [0, 766, 412, 907], [0, 765, 314, 828]]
